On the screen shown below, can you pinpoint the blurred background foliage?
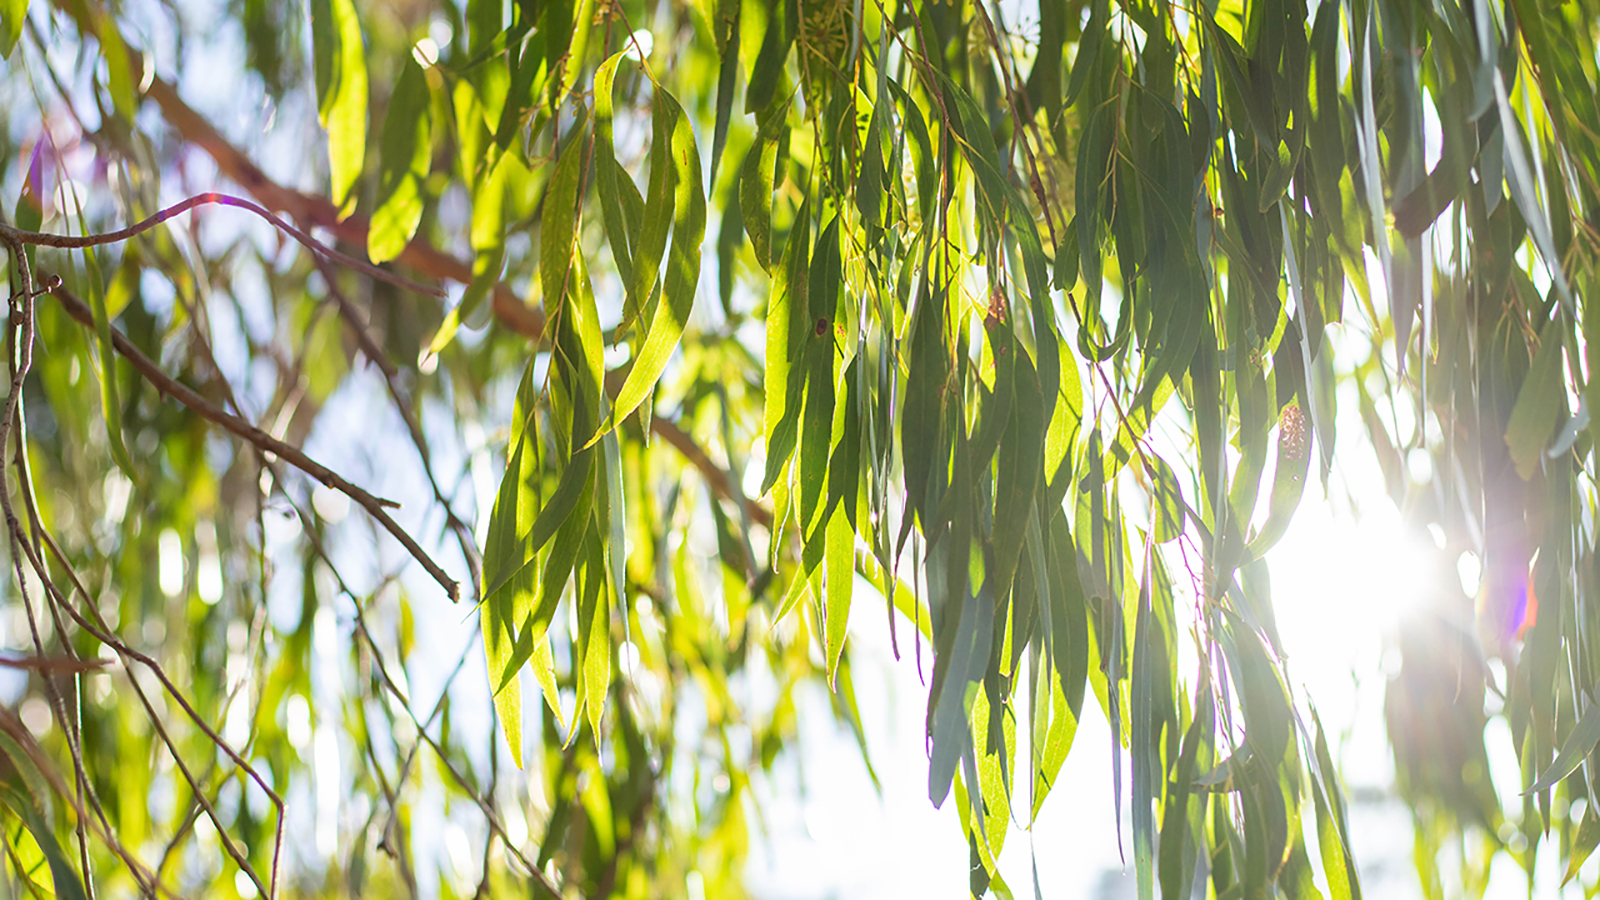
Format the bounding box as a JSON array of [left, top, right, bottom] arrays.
[[0, 0, 1599, 897]]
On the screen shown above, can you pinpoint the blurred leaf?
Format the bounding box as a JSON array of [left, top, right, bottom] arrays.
[[0, 0, 26, 58], [1506, 317, 1565, 481], [311, 0, 367, 214], [1525, 692, 1600, 795], [0, 783, 89, 900], [368, 58, 434, 263], [98, 13, 137, 121]]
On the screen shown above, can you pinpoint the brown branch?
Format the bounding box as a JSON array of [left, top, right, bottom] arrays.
[[49, 283, 462, 602], [143, 73, 773, 537], [650, 417, 772, 530], [0, 654, 108, 673], [0, 192, 443, 298], [144, 77, 546, 339]]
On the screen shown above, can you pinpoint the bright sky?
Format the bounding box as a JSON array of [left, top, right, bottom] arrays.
[[742, 319, 1589, 900]]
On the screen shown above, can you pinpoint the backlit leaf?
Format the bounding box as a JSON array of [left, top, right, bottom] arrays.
[[368, 57, 433, 264]]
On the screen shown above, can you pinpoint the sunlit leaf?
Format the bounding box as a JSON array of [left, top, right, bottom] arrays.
[[311, 0, 367, 214], [368, 58, 434, 263]]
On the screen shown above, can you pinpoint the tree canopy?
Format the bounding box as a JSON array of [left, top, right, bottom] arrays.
[[0, 0, 1598, 896]]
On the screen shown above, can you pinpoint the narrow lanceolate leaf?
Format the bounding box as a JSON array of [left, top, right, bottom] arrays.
[[1506, 317, 1565, 481], [709, 0, 739, 184], [594, 51, 637, 284], [0, 784, 90, 900], [991, 353, 1043, 603], [740, 135, 778, 271], [1248, 404, 1312, 557], [611, 89, 705, 426], [1030, 635, 1081, 821], [1492, 71, 1575, 317], [575, 528, 610, 744], [759, 198, 810, 496], [540, 128, 586, 315], [368, 58, 433, 264], [930, 585, 995, 807], [81, 234, 134, 478], [823, 504, 853, 686], [1564, 809, 1600, 886], [480, 360, 544, 768], [98, 12, 138, 121], [602, 430, 626, 628], [0, 0, 26, 58], [1526, 691, 1600, 795], [311, 0, 367, 214]]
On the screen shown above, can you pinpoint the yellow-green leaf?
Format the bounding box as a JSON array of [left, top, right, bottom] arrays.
[[312, 0, 367, 214], [0, 0, 26, 58], [368, 58, 433, 263], [611, 89, 705, 426]]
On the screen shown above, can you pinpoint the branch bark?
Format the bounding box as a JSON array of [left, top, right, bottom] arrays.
[[49, 284, 462, 602], [145, 77, 547, 339], [144, 75, 773, 533]]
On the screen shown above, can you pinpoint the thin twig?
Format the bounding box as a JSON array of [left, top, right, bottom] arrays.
[[0, 192, 443, 298], [142, 76, 545, 337], [48, 282, 461, 601]]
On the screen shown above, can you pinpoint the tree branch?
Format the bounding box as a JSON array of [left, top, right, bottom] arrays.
[[142, 75, 774, 536], [49, 283, 462, 602], [144, 77, 546, 338]]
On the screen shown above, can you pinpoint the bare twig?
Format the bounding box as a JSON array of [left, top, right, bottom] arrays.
[[143, 76, 546, 338], [48, 283, 462, 602], [0, 191, 443, 298], [0, 655, 109, 673]]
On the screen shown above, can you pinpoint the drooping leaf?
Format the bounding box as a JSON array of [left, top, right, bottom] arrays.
[[311, 0, 367, 214], [368, 57, 434, 263], [0, 783, 90, 900], [1506, 316, 1566, 481], [0, 0, 26, 58], [611, 89, 705, 427]]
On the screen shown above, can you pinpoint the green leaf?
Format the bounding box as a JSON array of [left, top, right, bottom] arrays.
[[1309, 710, 1357, 900], [1563, 809, 1600, 886], [481, 360, 544, 767], [80, 225, 134, 478], [930, 585, 994, 807], [0, 0, 26, 58], [602, 429, 626, 626], [1030, 633, 1080, 820], [740, 135, 778, 271], [611, 89, 705, 426], [991, 353, 1043, 603], [710, 0, 739, 185], [823, 504, 853, 686], [1043, 339, 1083, 511], [855, 99, 884, 231], [594, 51, 636, 285], [1492, 71, 1575, 317], [745, 0, 792, 114], [1525, 691, 1600, 795], [1506, 316, 1565, 481], [1248, 403, 1312, 557], [368, 58, 434, 263], [98, 13, 138, 121], [311, 0, 367, 214], [1160, 685, 1212, 899], [575, 527, 610, 743], [0, 784, 90, 900], [760, 197, 810, 496], [539, 127, 587, 313], [1147, 454, 1186, 544], [1064, 0, 1107, 108], [797, 216, 840, 535]]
